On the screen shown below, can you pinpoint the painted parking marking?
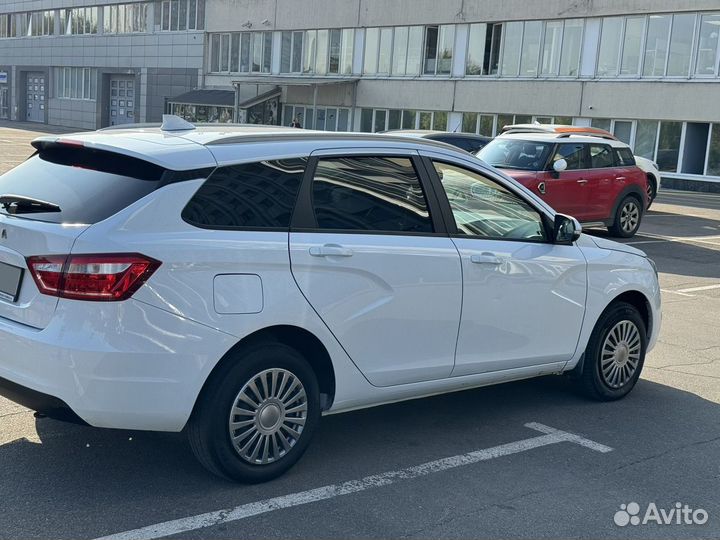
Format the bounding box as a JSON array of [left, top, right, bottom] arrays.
[[94, 423, 612, 540], [676, 284, 720, 294]]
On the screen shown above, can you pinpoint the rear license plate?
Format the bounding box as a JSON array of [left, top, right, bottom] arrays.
[[0, 262, 23, 302]]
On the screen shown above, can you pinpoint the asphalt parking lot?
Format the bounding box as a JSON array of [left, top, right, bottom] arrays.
[[0, 126, 719, 540]]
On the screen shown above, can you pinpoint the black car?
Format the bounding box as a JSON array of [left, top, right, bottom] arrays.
[[386, 130, 492, 153]]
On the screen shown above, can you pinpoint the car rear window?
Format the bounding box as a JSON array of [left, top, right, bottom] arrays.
[[0, 146, 171, 224]]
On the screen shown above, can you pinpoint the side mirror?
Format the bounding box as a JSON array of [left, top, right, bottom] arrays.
[[553, 159, 568, 173], [554, 214, 582, 243]]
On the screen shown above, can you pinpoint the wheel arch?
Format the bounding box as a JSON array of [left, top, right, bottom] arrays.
[[191, 325, 337, 419], [610, 186, 646, 224], [607, 290, 652, 337]]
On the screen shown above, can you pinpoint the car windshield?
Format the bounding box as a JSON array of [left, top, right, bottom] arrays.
[[478, 138, 554, 171]]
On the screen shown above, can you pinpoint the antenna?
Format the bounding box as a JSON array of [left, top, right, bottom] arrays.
[[160, 115, 196, 132]]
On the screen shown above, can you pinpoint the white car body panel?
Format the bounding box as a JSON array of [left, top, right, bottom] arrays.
[[290, 232, 463, 386], [0, 127, 662, 432]]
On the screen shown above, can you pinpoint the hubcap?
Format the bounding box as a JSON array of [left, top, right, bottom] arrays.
[[228, 368, 308, 465], [600, 321, 642, 389], [620, 202, 640, 233]]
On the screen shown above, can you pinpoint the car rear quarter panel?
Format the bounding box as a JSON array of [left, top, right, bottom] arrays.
[[69, 181, 376, 424]]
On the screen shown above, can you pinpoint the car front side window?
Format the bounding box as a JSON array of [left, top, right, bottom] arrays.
[[433, 161, 547, 242], [552, 143, 586, 170]]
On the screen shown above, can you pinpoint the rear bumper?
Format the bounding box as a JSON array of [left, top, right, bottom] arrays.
[[0, 375, 87, 424], [0, 299, 237, 432]]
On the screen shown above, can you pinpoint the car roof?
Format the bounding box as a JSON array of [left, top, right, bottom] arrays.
[[494, 131, 630, 148], [31, 123, 463, 171]]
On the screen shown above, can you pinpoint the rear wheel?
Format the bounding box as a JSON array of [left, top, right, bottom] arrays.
[[577, 302, 647, 401], [609, 196, 643, 238], [188, 343, 320, 483]]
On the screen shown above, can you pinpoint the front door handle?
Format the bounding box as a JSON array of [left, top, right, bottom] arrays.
[[309, 244, 354, 258], [615, 176, 627, 181], [577, 179, 588, 185], [471, 253, 503, 265]]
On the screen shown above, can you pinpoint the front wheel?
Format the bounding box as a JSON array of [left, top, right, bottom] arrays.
[[577, 302, 647, 401], [188, 343, 321, 483], [609, 196, 643, 238]]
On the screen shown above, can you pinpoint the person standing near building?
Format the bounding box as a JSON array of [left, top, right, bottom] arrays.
[[290, 117, 302, 128]]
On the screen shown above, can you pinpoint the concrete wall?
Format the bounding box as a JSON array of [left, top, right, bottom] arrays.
[[205, 0, 720, 31], [47, 97, 97, 129], [146, 67, 200, 121]]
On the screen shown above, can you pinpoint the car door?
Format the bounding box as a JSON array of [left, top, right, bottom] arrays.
[[538, 142, 592, 221], [422, 153, 587, 376], [289, 150, 463, 387], [585, 143, 618, 221]]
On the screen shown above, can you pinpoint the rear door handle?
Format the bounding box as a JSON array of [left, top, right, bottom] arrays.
[[471, 253, 503, 265], [309, 245, 354, 258]]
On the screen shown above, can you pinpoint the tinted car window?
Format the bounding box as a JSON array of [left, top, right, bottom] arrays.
[[0, 146, 168, 224], [614, 148, 637, 166], [589, 144, 615, 168], [182, 158, 307, 229], [433, 161, 546, 241], [312, 157, 433, 233], [430, 135, 488, 153], [478, 139, 553, 171], [553, 144, 586, 170]]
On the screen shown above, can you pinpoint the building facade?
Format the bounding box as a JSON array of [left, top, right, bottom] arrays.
[[1, 0, 720, 188]]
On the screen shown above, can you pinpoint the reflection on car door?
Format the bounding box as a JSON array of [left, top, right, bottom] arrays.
[[425, 155, 587, 375], [289, 152, 463, 387], [539, 143, 591, 221]]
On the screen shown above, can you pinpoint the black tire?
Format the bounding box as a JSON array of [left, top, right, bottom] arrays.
[[577, 302, 647, 401], [646, 177, 657, 210], [188, 342, 321, 483], [609, 195, 643, 238]]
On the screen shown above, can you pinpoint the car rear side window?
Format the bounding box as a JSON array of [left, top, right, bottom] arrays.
[[614, 148, 637, 166], [182, 158, 307, 230], [589, 144, 615, 168], [0, 146, 169, 224], [311, 157, 433, 234]]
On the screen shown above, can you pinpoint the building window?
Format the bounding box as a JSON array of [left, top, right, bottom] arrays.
[[19, 11, 54, 37], [210, 32, 272, 74], [696, 14, 720, 76], [620, 17, 645, 75], [159, 0, 204, 31], [424, 25, 454, 75], [466, 23, 503, 76], [103, 3, 148, 34], [634, 120, 659, 159], [667, 14, 695, 77], [0, 14, 15, 38], [61, 7, 98, 35], [643, 15, 670, 76], [363, 27, 393, 75], [707, 124, 720, 176], [54, 67, 97, 100], [360, 108, 448, 132], [500, 21, 523, 76], [281, 28, 353, 75], [283, 104, 351, 131], [519, 20, 543, 77], [656, 121, 683, 172], [597, 17, 624, 76]]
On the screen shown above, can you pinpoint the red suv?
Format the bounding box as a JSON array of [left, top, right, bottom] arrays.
[[477, 125, 649, 238]]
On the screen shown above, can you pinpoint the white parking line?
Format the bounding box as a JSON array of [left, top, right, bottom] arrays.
[[94, 423, 612, 540], [677, 284, 720, 294]]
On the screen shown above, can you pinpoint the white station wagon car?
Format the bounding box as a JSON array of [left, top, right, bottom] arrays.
[[0, 118, 661, 482]]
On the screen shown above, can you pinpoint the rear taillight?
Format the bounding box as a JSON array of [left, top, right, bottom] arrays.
[[26, 253, 161, 302]]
